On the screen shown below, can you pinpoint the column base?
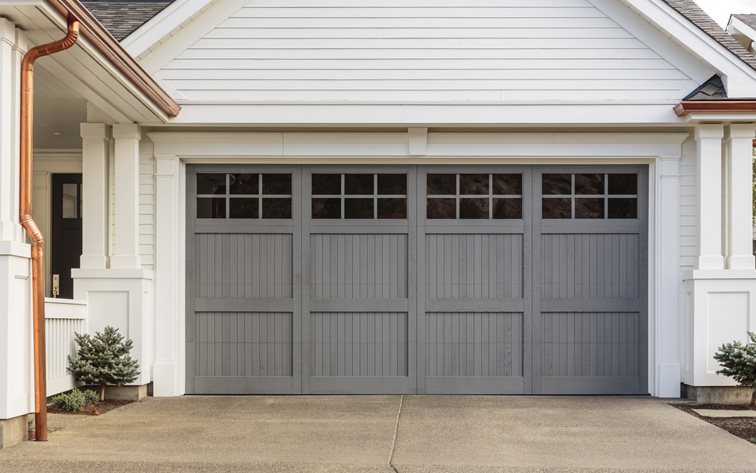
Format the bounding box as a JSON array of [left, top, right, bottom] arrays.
[[0, 414, 28, 449], [104, 384, 148, 401], [682, 384, 753, 405]]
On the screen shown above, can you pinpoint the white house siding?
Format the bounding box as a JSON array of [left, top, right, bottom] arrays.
[[679, 136, 697, 272], [156, 0, 699, 102], [139, 145, 155, 271]]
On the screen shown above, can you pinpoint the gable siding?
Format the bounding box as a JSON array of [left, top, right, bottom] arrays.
[[156, 0, 698, 102]]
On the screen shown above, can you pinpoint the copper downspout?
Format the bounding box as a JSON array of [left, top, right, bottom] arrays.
[[20, 14, 79, 442]]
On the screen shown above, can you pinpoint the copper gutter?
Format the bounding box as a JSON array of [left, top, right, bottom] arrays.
[[44, 0, 180, 118], [675, 101, 756, 116], [20, 13, 79, 442]]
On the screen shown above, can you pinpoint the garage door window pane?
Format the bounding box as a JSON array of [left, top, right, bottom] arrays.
[[542, 174, 571, 195], [575, 174, 604, 195], [263, 174, 292, 195], [345, 198, 374, 219], [460, 198, 489, 219], [378, 174, 407, 195], [312, 198, 341, 219], [493, 198, 522, 219], [493, 174, 522, 195], [313, 174, 341, 195], [608, 198, 637, 219], [427, 174, 456, 195], [460, 174, 489, 195], [378, 198, 407, 219], [428, 198, 456, 219], [575, 198, 604, 219], [197, 174, 226, 195], [608, 174, 637, 195], [229, 174, 258, 194], [197, 198, 226, 218], [542, 198, 571, 219], [345, 174, 374, 195], [263, 198, 292, 219], [230, 198, 258, 219]]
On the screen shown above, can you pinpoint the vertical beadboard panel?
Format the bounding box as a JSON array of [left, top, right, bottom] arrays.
[[195, 234, 293, 298], [45, 317, 86, 382], [426, 234, 523, 299], [310, 234, 408, 299], [541, 234, 638, 299], [425, 312, 523, 377], [540, 312, 638, 377], [195, 312, 293, 377], [310, 312, 408, 377], [157, 0, 697, 102]]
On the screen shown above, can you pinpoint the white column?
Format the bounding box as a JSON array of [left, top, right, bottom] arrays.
[[0, 19, 21, 242], [724, 124, 756, 270], [79, 123, 110, 269], [657, 156, 682, 397], [110, 124, 141, 269], [153, 154, 180, 396], [694, 125, 725, 270]]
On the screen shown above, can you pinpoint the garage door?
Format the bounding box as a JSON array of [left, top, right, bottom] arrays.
[[186, 165, 647, 395]]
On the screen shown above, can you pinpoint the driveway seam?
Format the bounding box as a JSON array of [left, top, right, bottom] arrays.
[[388, 394, 404, 473]]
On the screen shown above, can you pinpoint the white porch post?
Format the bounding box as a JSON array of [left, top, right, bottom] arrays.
[[153, 153, 182, 396], [79, 123, 110, 269], [724, 124, 756, 270], [694, 125, 725, 270], [111, 124, 141, 269], [0, 19, 31, 448]]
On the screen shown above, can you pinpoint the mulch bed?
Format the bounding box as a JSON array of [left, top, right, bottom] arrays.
[[47, 399, 132, 416], [671, 403, 756, 444]]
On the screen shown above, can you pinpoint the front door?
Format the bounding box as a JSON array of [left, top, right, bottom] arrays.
[[51, 174, 82, 299]]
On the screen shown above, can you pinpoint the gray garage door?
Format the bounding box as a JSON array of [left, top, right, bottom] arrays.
[[186, 165, 647, 395]]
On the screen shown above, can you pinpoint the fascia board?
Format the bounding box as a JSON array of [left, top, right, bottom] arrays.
[[30, 3, 170, 122], [622, 0, 756, 97], [120, 0, 215, 58], [727, 16, 756, 49]]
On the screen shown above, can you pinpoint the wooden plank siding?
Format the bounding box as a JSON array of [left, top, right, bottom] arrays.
[[157, 0, 697, 102]]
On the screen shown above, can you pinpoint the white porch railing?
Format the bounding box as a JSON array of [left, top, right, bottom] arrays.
[[44, 298, 86, 396]]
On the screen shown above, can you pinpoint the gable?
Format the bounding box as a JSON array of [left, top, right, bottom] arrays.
[[142, 0, 716, 104]]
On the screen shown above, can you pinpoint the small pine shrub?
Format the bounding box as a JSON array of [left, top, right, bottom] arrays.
[[83, 390, 99, 407], [52, 389, 86, 413], [714, 331, 756, 406], [67, 326, 140, 401]]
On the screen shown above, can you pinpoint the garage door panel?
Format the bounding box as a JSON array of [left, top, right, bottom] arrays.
[[310, 233, 408, 299], [540, 233, 639, 300], [194, 233, 293, 299], [425, 312, 523, 378], [425, 234, 523, 300], [540, 312, 639, 379], [194, 312, 293, 377], [310, 312, 408, 377]]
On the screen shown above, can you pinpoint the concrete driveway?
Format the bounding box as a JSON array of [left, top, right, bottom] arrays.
[[0, 396, 754, 472]]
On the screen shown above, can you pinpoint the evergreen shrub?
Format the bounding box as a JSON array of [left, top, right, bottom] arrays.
[[714, 331, 756, 406]]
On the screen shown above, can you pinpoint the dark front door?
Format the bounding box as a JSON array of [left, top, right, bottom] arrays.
[[51, 174, 82, 299]]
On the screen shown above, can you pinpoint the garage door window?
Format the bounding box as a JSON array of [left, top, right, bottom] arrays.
[[196, 173, 292, 219], [312, 173, 407, 219], [542, 173, 637, 219], [427, 173, 522, 219]]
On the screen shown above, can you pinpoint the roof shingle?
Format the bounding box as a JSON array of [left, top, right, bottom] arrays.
[[733, 14, 756, 31], [81, 1, 172, 41]]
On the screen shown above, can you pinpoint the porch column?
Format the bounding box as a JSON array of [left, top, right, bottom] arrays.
[[0, 20, 31, 448], [79, 123, 110, 269], [694, 125, 724, 270], [153, 153, 183, 396], [110, 124, 141, 269], [724, 124, 756, 269]]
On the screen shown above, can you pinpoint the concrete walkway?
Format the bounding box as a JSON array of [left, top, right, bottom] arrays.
[[0, 396, 754, 472]]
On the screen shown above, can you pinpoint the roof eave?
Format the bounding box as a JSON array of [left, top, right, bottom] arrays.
[[46, 0, 180, 118], [675, 101, 756, 116]]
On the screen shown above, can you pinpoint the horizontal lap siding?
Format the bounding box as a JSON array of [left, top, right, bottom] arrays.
[[158, 0, 695, 102], [679, 137, 697, 272], [140, 154, 155, 270], [310, 312, 408, 377]]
